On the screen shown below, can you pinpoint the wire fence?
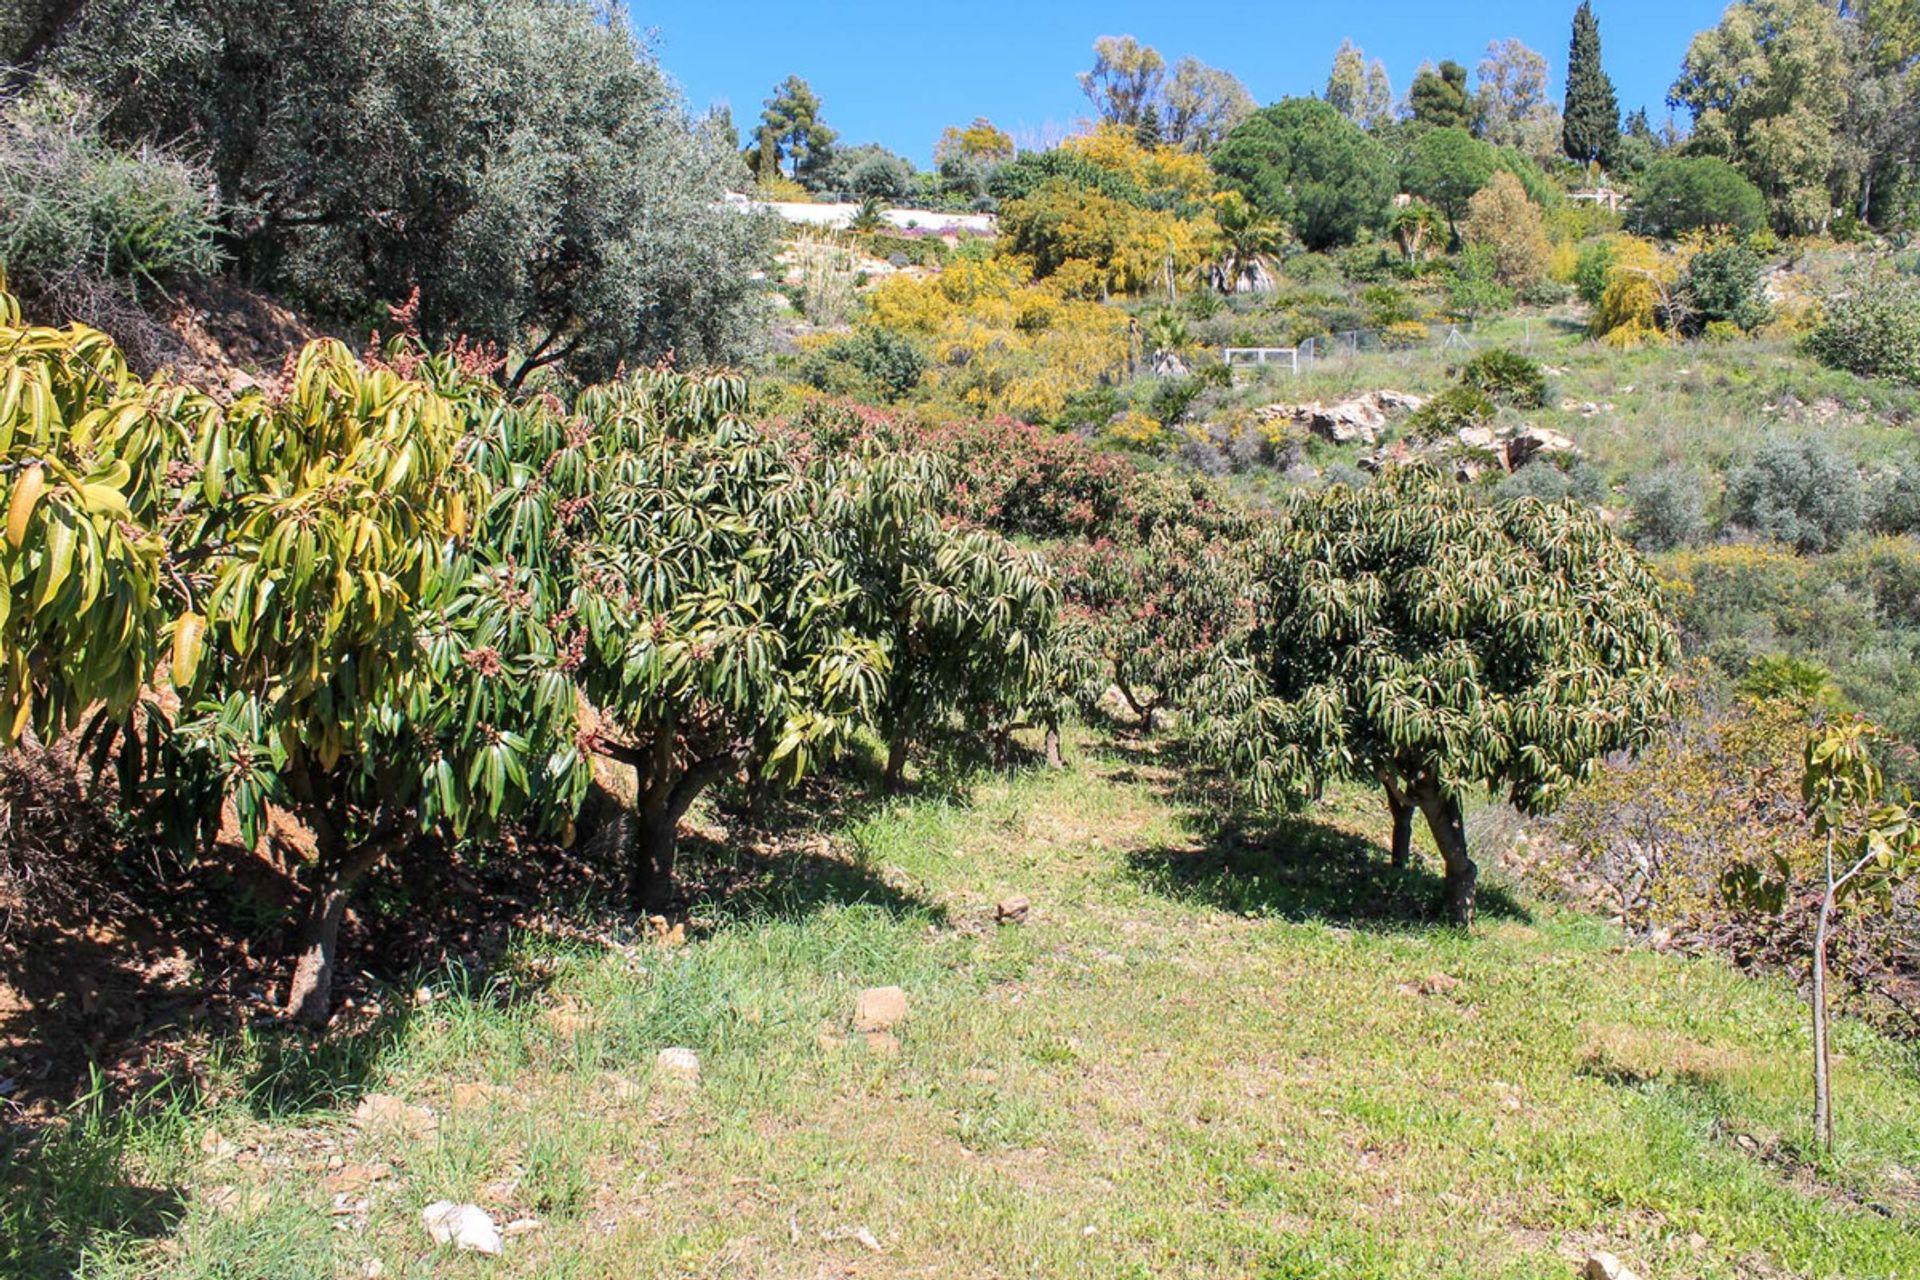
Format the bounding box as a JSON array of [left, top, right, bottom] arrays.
[[1223, 319, 1549, 377]]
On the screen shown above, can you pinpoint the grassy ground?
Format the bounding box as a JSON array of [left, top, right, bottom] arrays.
[[6, 734, 1920, 1279]]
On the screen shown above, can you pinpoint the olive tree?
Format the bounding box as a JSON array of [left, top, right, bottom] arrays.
[[476, 371, 882, 909], [1198, 464, 1679, 924]]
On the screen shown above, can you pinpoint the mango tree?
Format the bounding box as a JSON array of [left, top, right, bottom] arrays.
[[476, 371, 883, 909], [1, 292, 211, 744], [1198, 463, 1678, 924], [1801, 720, 1920, 1149], [160, 340, 585, 1024], [1051, 523, 1255, 734], [813, 441, 1058, 788]]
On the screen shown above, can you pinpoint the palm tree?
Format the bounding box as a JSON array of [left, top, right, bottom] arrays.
[[1208, 193, 1285, 294], [1390, 200, 1445, 265], [1143, 307, 1193, 376]]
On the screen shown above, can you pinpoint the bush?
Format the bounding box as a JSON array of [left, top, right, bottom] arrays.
[[1870, 463, 1920, 535], [1404, 385, 1494, 439], [1681, 241, 1769, 334], [1461, 171, 1549, 290], [816, 328, 926, 400], [0, 82, 221, 362], [1627, 156, 1767, 238], [1806, 269, 1920, 386], [1625, 465, 1709, 551], [1454, 348, 1547, 408], [1572, 239, 1615, 308], [1725, 437, 1866, 553], [1494, 459, 1604, 507]]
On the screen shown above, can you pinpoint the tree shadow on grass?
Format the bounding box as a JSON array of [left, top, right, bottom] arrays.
[[1127, 813, 1531, 929], [1, 1100, 187, 1280]]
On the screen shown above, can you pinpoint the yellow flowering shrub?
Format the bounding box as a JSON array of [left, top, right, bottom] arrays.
[[1062, 125, 1216, 203], [1592, 236, 1674, 347], [1104, 410, 1166, 450]]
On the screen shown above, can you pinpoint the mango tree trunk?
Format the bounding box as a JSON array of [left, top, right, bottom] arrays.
[[283, 818, 403, 1027], [621, 748, 738, 913], [1380, 775, 1414, 871], [1411, 781, 1475, 927]]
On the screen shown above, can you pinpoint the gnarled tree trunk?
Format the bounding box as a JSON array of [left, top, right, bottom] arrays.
[[884, 735, 909, 792], [1044, 721, 1064, 770]]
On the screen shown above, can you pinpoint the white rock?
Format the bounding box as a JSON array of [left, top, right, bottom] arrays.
[[656, 1046, 702, 1083], [1585, 1251, 1642, 1280], [421, 1201, 503, 1255]]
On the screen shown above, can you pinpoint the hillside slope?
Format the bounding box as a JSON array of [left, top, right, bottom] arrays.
[[12, 735, 1918, 1280]]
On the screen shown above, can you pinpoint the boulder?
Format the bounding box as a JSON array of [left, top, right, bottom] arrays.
[[995, 896, 1031, 924], [1253, 390, 1426, 447], [1504, 424, 1577, 469]]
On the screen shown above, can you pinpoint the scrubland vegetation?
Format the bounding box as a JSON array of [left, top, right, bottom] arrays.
[[3, 1, 1920, 1277]]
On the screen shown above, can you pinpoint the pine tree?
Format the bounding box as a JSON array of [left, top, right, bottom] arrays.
[[1562, 1, 1619, 166], [1134, 102, 1164, 149], [1409, 60, 1472, 129]]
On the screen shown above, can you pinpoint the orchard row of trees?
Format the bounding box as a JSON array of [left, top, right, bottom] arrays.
[[3, 284, 1685, 1021]]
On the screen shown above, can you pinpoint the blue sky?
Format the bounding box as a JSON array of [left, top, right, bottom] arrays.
[[632, 1, 1729, 166]]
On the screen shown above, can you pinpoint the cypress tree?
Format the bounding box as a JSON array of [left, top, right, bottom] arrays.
[[1562, 1, 1619, 166]]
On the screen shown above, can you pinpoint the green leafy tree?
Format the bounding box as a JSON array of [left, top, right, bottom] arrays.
[[172, 341, 582, 1025], [477, 372, 881, 911], [1669, 0, 1848, 232], [1446, 245, 1512, 322], [1626, 156, 1768, 237], [1197, 463, 1679, 923], [41, 0, 772, 388], [1079, 35, 1166, 128], [1801, 720, 1920, 1149], [1211, 98, 1397, 250], [1162, 57, 1255, 152], [756, 75, 839, 188], [1563, 1, 1620, 165], [1681, 241, 1770, 333], [1461, 170, 1550, 289], [0, 292, 203, 745], [1404, 126, 1498, 235], [1409, 60, 1472, 129], [818, 445, 1058, 788]]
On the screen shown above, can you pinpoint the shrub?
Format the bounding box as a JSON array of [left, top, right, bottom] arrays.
[[1725, 437, 1866, 553], [1625, 465, 1710, 551], [1627, 156, 1767, 238], [1454, 348, 1548, 408], [1461, 171, 1549, 290], [817, 328, 926, 400], [1494, 458, 1604, 506], [1404, 385, 1494, 439], [0, 82, 221, 362], [1806, 269, 1920, 386], [1572, 238, 1615, 307], [1681, 241, 1769, 334], [1870, 463, 1920, 535]]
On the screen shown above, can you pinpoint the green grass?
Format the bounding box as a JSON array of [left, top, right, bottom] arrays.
[[6, 734, 1919, 1278]]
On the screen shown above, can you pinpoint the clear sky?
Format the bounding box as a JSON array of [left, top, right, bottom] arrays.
[[631, 0, 1730, 166]]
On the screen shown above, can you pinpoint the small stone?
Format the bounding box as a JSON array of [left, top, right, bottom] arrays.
[[1417, 973, 1461, 996], [451, 1082, 514, 1112], [1585, 1252, 1642, 1280], [656, 1046, 701, 1083], [854, 986, 908, 1032], [995, 896, 1031, 924], [862, 1030, 900, 1057], [352, 1093, 437, 1139], [361, 1261, 384, 1279], [199, 1127, 238, 1159], [503, 1217, 544, 1238], [422, 1201, 503, 1255], [325, 1161, 393, 1194]]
